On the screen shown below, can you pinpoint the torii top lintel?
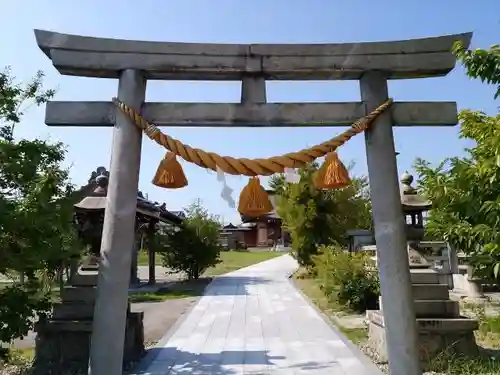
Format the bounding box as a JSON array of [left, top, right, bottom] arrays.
[[34, 29, 472, 80]]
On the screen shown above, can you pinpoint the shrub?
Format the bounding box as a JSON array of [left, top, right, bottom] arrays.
[[0, 282, 51, 359], [156, 200, 221, 280], [313, 246, 379, 313], [159, 225, 221, 280]]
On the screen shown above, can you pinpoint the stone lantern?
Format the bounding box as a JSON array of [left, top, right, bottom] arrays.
[[367, 172, 479, 365], [400, 172, 432, 242], [73, 167, 109, 270], [32, 167, 184, 375]]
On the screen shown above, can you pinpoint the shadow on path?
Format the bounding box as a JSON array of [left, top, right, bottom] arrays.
[[133, 347, 342, 374], [130, 276, 273, 302], [203, 276, 272, 296], [132, 347, 284, 374]]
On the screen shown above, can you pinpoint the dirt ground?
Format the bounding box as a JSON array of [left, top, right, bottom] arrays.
[[132, 278, 211, 346]]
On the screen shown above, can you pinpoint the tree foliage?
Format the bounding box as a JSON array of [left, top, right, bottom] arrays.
[[414, 43, 500, 280], [270, 162, 372, 266], [0, 68, 81, 351], [158, 199, 221, 280], [454, 41, 500, 99], [415, 111, 500, 279], [313, 245, 379, 313]]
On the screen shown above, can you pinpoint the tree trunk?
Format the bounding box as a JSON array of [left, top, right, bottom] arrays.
[[148, 247, 156, 285]]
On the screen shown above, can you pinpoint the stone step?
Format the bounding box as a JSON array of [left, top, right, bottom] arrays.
[[71, 271, 98, 287], [52, 302, 132, 320], [415, 317, 479, 332], [367, 310, 479, 363], [412, 284, 449, 300], [52, 302, 95, 320], [367, 310, 479, 332], [410, 269, 449, 285], [380, 298, 460, 318], [60, 286, 97, 303], [415, 300, 460, 318], [35, 319, 93, 333]]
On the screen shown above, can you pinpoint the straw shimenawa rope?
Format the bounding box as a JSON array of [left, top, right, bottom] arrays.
[[113, 98, 393, 176]]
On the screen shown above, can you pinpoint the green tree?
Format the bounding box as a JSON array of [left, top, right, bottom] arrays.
[[454, 42, 500, 99], [0, 68, 81, 354], [158, 199, 221, 280], [414, 42, 500, 280], [415, 111, 500, 279], [270, 162, 372, 266]]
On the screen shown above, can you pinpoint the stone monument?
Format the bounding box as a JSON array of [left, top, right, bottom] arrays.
[[367, 172, 479, 364]]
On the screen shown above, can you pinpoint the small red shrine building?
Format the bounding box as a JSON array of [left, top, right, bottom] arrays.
[[237, 190, 290, 248]]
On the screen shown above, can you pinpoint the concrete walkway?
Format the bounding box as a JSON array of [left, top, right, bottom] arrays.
[[133, 254, 382, 375]]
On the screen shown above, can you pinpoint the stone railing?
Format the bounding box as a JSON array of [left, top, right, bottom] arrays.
[[451, 252, 500, 298], [360, 242, 500, 297], [359, 241, 454, 288]]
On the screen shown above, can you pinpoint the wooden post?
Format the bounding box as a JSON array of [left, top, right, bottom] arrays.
[[447, 242, 458, 290], [360, 71, 421, 375], [148, 246, 156, 285], [130, 233, 140, 285], [447, 242, 459, 274], [88, 69, 146, 375]]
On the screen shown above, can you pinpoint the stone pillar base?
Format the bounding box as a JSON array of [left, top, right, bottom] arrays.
[[367, 310, 478, 365], [32, 312, 144, 375], [31, 269, 145, 375]]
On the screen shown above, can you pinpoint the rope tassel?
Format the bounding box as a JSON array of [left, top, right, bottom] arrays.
[[152, 152, 188, 189], [314, 151, 351, 190], [238, 177, 273, 217]]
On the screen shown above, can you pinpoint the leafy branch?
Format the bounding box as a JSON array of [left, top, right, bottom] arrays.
[[453, 41, 500, 99]]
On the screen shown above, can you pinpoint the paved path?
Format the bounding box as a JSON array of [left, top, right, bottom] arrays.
[[133, 254, 382, 375]]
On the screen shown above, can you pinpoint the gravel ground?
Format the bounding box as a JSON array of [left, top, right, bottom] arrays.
[[132, 297, 199, 346], [359, 343, 446, 375]]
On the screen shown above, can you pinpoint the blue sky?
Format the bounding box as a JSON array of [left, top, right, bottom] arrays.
[[1, 0, 499, 224]]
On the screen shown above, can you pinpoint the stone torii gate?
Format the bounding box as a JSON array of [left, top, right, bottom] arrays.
[[35, 29, 472, 375]]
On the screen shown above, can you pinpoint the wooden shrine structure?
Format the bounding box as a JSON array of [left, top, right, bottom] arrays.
[[34, 29, 472, 375]]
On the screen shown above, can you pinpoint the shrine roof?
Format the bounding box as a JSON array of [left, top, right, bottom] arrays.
[[73, 167, 183, 225]]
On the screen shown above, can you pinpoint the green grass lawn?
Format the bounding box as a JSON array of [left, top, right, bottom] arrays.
[[128, 290, 197, 303], [138, 249, 284, 272], [138, 251, 151, 266], [204, 251, 284, 276], [128, 282, 207, 303]]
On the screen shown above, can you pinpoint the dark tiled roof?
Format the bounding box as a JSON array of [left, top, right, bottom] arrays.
[[170, 211, 187, 219]]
